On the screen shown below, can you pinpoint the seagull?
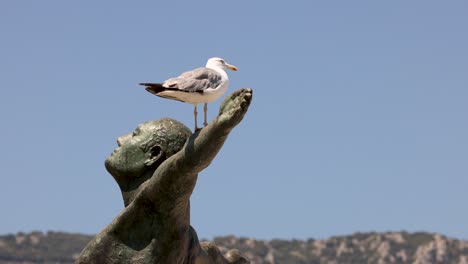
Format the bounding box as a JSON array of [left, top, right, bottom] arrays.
[[140, 57, 238, 131]]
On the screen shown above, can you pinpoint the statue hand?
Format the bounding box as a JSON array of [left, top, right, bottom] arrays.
[[217, 88, 253, 130]]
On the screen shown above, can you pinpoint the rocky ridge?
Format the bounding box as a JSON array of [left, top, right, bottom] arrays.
[[1, 231, 468, 263]]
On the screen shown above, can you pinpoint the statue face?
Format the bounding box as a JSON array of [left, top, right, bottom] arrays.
[[105, 119, 191, 185], [105, 121, 161, 180]]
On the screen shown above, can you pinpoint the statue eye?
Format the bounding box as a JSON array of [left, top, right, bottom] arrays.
[[132, 127, 141, 136]]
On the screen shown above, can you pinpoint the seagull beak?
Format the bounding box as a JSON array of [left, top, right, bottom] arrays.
[[227, 64, 238, 71]]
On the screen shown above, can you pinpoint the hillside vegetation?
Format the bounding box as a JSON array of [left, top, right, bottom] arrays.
[[1, 231, 468, 263]]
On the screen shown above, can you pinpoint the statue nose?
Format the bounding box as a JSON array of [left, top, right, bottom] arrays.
[[117, 133, 132, 146]]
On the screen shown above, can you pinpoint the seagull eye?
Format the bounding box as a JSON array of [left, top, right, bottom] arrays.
[[219, 59, 225, 64]]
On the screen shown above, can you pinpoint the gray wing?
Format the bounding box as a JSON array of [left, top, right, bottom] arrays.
[[162, 67, 222, 93]]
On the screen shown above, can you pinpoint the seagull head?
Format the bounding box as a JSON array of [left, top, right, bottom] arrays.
[[206, 57, 238, 71]]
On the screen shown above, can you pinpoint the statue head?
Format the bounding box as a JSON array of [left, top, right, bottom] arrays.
[[105, 118, 191, 205]]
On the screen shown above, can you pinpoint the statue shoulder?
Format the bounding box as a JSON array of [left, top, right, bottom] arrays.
[[197, 241, 250, 264]]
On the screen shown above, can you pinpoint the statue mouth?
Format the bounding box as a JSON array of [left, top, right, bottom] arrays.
[[112, 147, 120, 155]]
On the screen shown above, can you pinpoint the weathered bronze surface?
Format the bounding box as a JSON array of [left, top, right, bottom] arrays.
[[77, 88, 252, 264]]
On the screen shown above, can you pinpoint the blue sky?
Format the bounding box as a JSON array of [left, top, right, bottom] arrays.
[[1, 1, 467, 241]]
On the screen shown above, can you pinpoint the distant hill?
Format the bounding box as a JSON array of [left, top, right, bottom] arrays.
[[1, 231, 468, 263]]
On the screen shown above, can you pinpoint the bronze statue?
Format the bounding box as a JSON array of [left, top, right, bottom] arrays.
[[77, 88, 252, 263]]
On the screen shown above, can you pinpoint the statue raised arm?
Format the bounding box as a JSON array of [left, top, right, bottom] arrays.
[[77, 88, 252, 264]]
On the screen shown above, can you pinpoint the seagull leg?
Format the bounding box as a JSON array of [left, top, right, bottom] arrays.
[[194, 105, 200, 131], [203, 103, 208, 127]]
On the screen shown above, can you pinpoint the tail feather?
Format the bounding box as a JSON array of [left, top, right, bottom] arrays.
[[139, 83, 164, 94], [140, 83, 186, 102], [139, 82, 163, 87]]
